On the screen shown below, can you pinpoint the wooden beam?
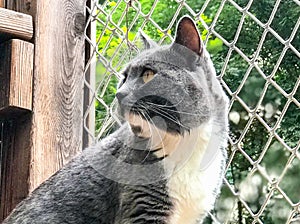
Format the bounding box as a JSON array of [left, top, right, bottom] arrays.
[[0, 39, 34, 117], [5, 0, 36, 17], [0, 2, 35, 221], [28, 0, 85, 191], [0, 0, 85, 221], [0, 115, 32, 221], [0, 7, 33, 42], [0, 0, 5, 8]]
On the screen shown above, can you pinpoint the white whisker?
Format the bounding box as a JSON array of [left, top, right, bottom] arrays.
[[137, 104, 168, 174], [136, 110, 153, 163], [145, 104, 189, 130], [147, 101, 199, 116]]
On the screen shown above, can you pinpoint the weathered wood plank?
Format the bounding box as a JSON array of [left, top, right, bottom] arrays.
[[0, 0, 5, 8], [0, 0, 85, 221], [28, 0, 85, 191], [5, 0, 35, 17], [0, 5, 34, 220], [0, 7, 33, 42], [0, 115, 32, 221], [0, 39, 34, 116], [6, 0, 29, 12]]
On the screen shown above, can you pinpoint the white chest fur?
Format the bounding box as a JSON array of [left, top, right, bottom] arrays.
[[125, 114, 224, 223], [164, 123, 223, 224]]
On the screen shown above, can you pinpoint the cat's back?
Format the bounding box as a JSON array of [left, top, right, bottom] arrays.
[[3, 135, 122, 224]]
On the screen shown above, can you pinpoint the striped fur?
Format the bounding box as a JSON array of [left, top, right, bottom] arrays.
[[4, 16, 228, 224]]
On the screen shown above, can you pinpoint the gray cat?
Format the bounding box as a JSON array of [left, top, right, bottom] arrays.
[[3, 16, 228, 224]]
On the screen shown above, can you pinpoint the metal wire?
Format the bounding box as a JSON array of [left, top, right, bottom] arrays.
[[84, 0, 300, 223]]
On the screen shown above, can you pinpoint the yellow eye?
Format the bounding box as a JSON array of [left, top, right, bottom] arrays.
[[142, 69, 155, 83]]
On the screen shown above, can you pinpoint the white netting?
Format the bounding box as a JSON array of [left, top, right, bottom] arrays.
[[84, 0, 300, 223]]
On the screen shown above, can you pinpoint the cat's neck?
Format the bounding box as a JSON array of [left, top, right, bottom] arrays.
[[152, 122, 212, 170], [163, 122, 221, 224]]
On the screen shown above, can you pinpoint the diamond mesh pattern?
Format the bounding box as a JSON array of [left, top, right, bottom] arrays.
[[84, 0, 300, 223]]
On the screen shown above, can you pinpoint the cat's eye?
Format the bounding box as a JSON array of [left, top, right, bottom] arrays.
[[142, 69, 155, 83]]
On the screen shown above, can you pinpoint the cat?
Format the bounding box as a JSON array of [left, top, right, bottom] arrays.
[[3, 16, 229, 224]]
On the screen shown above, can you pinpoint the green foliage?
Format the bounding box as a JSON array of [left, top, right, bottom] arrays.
[[95, 0, 299, 223], [207, 0, 300, 223], [95, 0, 223, 133], [95, 75, 118, 132]]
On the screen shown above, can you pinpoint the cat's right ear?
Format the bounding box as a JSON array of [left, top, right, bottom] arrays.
[[174, 16, 203, 56], [139, 30, 158, 50]]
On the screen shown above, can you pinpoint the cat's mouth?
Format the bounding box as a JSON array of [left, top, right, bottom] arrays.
[[125, 112, 151, 138], [125, 112, 182, 157], [119, 95, 186, 135]]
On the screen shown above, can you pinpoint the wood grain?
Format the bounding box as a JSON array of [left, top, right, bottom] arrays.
[[0, 7, 33, 42], [0, 39, 33, 221], [0, 0, 85, 220], [0, 39, 34, 116], [0, 115, 32, 221], [28, 0, 85, 191], [6, 0, 32, 13], [5, 0, 36, 19], [0, 0, 5, 8]]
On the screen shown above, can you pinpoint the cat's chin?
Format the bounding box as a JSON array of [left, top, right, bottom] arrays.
[[125, 112, 184, 157], [125, 112, 151, 138]]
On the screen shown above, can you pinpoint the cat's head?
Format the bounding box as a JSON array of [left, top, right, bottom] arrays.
[[116, 16, 227, 137]]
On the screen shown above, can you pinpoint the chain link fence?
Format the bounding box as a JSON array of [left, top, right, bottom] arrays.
[[84, 0, 300, 223]]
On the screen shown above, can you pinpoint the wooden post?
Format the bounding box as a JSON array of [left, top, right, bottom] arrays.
[[0, 39, 34, 221], [0, 39, 34, 116], [0, 0, 86, 220], [28, 0, 86, 190], [5, 0, 32, 13], [2, 0, 86, 191], [0, 115, 32, 221], [4, 0, 35, 19], [0, 2, 34, 221]]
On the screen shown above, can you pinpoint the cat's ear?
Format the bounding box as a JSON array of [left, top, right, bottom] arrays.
[[139, 30, 158, 50], [174, 16, 203, 56]]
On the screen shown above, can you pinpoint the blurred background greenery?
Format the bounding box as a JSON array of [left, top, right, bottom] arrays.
[[92, 0, 299, 223]]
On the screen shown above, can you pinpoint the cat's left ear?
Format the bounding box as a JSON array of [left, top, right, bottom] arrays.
[[139, 30, 158, 50], [174, 16, 203, 56]]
